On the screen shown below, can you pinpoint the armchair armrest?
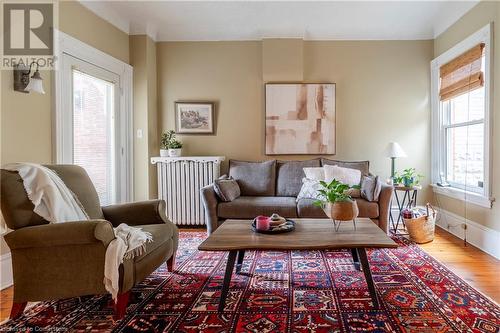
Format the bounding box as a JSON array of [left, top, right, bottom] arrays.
[[4, 220, 114, 250], [201, 184, 219, 234], [102, 200, 169, 227], [377, 183, 394, 234]]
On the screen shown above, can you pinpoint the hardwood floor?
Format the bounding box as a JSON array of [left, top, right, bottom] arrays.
[[0, 227, 498, 322]]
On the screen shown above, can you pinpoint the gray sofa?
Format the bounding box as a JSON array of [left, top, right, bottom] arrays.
[[201, 159, 393, 235]]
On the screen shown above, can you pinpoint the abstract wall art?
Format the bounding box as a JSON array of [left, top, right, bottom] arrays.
[[265, 83, 336, 155]]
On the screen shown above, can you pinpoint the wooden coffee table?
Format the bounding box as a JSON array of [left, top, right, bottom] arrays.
[[198, 218, 397, 311]]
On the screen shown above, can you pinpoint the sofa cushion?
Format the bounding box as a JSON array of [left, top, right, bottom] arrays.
[[297, 178, 322, 201], [213, 176, 241, 202], [297, 198, 328, 218], [229, 160, 276, 196], [303, 167, 325, 181], [321, 159, 370, 176], [297, 198, 379, 218], [218, 196, 297, 219], [360, 175, 382, 202], [324, 165, 362, 186], [134, 223, 174, 262], [356, 198, 379, 218], [276, 159, 321, 197]]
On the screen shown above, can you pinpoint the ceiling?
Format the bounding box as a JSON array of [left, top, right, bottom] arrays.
[[80, 1, 479, 41]]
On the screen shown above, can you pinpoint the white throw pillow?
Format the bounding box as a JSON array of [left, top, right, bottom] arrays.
[[303, 167, 325, 181], [324, 165, 361, 186], [296, 178, 322, 202]]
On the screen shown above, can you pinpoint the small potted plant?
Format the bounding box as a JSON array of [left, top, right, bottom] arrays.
[[314, 179, 360, 230], [160, 130, 183, 157], [393, 168, 423, 188]]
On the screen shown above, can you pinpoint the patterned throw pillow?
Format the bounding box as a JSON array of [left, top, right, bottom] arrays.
[[360, 175, 382, 202], [214, 176, 241, 202], [296, 178, 322, 202]]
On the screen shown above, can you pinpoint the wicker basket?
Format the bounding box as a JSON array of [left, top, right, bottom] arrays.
[[404, 204, 436, 244]]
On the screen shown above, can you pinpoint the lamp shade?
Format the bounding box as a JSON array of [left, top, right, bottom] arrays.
[[24, 70, 45, 94], [384, 142, 407, 158]]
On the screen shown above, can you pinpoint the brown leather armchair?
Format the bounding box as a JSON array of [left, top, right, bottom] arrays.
[[0, 165, 178, 319]]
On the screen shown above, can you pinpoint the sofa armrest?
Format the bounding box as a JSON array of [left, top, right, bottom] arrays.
[[377, 183, 394, 234], [4, 220, 115, 250], [201, 184, 219, 234], [102, 200, 169, 227]]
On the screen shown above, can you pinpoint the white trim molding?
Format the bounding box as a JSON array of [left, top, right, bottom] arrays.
[[53, 31, 134, 203], [434, 208, 500, 259], [0, 252, 13, 290], [431, 184, 494, 209], [430, 23, 493, 208]]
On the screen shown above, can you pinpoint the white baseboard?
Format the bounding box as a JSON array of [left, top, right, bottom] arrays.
[[0, 252, 13, 290], [434, 208, 500, 260], [392, 206, 500, 259]]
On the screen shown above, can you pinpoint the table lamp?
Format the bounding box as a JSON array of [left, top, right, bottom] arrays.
[[384, 142, 407, 179]]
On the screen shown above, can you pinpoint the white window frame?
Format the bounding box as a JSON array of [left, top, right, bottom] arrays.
[[430, 23, 493, 209], [53, 31, 134, 203]]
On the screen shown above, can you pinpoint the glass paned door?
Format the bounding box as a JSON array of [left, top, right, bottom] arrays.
[[61, 54, 122, 205], [72, 70, 116, 205]]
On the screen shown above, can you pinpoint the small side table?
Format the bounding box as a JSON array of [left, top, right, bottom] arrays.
[[390, 185, 422, 235]]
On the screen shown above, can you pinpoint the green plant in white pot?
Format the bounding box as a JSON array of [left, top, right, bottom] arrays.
[[314, 179, 360, 231], [160, 130, 183, 157]]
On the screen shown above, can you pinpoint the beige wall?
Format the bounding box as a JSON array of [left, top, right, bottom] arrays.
[[0, 1, 130, 255], [1, 1, 130, 167], [262, 39, 304, 82], [433, 1, 500, 231], [146, 37, 159, 198], [157, 41, 264, 166], [130, 35, 158, 200], [157, 40, 434, 203]]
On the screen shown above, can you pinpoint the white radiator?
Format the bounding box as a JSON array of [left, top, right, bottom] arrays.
[[151, 156, 225, 226]]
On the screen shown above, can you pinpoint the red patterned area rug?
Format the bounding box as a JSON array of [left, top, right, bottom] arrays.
[[1, 231, 499, 332]]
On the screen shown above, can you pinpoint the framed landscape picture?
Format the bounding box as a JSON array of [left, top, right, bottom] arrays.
[[265, 83, 336, 155], [175, 102, 215, 134]]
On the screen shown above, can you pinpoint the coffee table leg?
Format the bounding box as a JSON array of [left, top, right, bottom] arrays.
[[236, 250, 245, 273], [357, 248, 380, 308], [351, 248, 361, 271], [219, 250, 237, 312]]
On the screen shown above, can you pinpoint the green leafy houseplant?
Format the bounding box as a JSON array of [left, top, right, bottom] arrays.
[[313, 179, 361, 224], [393, 168, 423, 187], [168, 140, 182, 149], [160, 130, 183, 149], [313, 179, 360, 207], [160, 130, 183, 157]]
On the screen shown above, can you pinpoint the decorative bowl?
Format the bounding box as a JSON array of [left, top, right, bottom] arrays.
[[251, 218, 295, 234]]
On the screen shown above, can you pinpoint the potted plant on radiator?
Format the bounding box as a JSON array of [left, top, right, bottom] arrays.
[[314, 179, 360, 231], [160, 130, 183, 157]]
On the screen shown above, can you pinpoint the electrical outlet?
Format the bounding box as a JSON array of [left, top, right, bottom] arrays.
[[137, 129, 143, 139]]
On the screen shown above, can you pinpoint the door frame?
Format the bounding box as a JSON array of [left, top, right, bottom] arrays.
[[54, 31, 133, 203]]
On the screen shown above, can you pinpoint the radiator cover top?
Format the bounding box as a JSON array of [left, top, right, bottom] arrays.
[[152, 156, 224, 226]]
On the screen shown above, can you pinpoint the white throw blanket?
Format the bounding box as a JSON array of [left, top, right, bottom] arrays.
[[2, 163, 152, 301]]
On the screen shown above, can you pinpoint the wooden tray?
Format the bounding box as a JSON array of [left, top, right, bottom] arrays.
[[251, 219, 296, 234]]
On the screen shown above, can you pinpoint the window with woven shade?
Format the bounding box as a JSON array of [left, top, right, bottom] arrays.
[[439, 43, 485, 101], [431, 24, 493, 208]]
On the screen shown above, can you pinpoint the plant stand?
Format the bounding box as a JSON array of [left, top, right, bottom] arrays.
[[390, 185, 421, 235], [333, 219, 357, 232]]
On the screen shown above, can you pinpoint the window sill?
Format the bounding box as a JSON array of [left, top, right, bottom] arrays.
[[431, 184, 494, 209]]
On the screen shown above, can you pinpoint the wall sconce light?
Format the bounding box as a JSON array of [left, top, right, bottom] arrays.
[[13, 61, 45, 94]]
